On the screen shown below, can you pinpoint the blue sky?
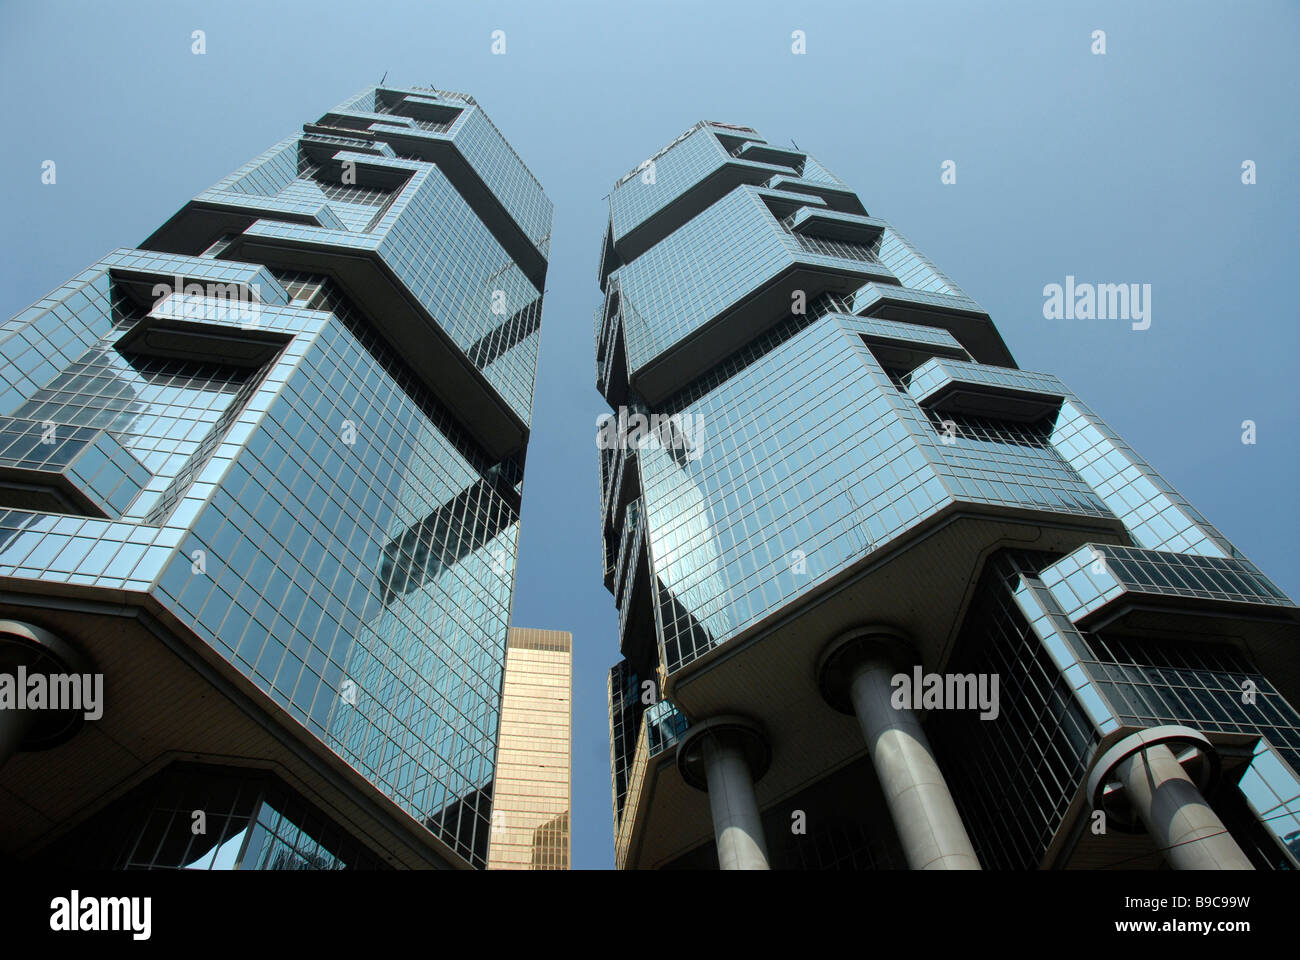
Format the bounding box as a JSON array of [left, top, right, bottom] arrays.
[[1, 0, 1296, 869]]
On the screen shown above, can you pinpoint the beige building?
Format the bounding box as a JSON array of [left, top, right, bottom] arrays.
[[487, 628, 572, 869]]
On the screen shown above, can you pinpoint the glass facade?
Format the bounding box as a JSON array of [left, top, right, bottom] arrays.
[[0, 86, 550, 870], [597, 123, 1300, 869]]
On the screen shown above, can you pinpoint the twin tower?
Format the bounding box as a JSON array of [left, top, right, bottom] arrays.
[[0, 87, 1296, 871]]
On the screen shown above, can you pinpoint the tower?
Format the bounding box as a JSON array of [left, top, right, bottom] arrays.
[[597, 122, 1300, 870], [0, 85, 550, 870], [486, 627, 572, 870]]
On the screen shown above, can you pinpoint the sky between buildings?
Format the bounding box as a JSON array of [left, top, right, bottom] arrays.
[[1, 0, 1296, 869]]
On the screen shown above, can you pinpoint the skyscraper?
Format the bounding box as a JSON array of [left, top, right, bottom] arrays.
[[597, 122, 1300, 870], [0, 85, 551, 870], [487, 627, 572, 870]]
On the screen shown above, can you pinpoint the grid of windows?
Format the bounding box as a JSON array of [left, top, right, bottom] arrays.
[[225, 162, 542, 426], [1050, 398, 1233, 557], [187, 100, 547, 425], [338, 86, 552, 256], [1041, 543, 1292, 625], [614, 185, 897, 378], [1082, 634, 1300, 770], [636, 316, 1113, 673], [930, 551, 1101, 871], [222, 137, 300, 198], [42, 764, 386, 870], [874, 225, 964, 296], [1080, 632, 1300, 861], [610, 127, 729, 242], [607, 660, 687, 833], [615, 187, 793, 373], [921, 409, 1112, 517], [791, 232, 881, 264], [287, 161, 396, 233], [377, 165, 542, 424], [0, 257, 525, 866], [452, 106, 553, 257], [849, 279, 986, 318], [145, 276, 520, 867], [486, 629, 572, 870], [12, 348, 249, 520], [906, 356, 1066, 404], [0, 269, 119, 416]]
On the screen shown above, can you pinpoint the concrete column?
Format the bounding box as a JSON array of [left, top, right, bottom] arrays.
[[676, 715, 772, 871], [1088, 725, 1254, 871], [700, 733, 770, 870], [0, 619, 93, 769], [847, 657, 981, 870], [1115, 743, 1254, 870]]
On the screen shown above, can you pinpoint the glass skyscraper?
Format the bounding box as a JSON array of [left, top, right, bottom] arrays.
[[0, 85, 550, 870], [597, 122, 1300, 870]]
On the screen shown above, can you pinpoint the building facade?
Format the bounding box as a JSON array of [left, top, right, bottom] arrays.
[[597, 122, 1300, 870], [486, 627, 572, 870], [0, 85, 551, 870]]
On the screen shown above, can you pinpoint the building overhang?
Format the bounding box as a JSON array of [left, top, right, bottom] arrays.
[[0, 579, 470, 870], [364, 130, 547, 289], [1039, 544, 1300, 705], [910, 375, 1064, 422], [609, 160, 801, 277], [619, 504, 1128, 868], [223, 230, 529, 461], [854, 284, 1016, 368], [629, 262, 890, 406], [1082, 603, 1300, 707]]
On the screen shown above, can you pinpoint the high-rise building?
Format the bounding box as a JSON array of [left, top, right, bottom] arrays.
[[0, 85, 551, 870], [596, 122, 1300, 870], [486, 627, 572, 870]]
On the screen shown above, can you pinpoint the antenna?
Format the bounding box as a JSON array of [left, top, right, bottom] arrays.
[[379, 70, 388, 86]]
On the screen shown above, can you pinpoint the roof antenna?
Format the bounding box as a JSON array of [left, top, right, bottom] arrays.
[[379, 70, 388, 86]]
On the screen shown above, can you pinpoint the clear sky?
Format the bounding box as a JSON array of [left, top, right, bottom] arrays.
[[1, 0, 1296, 870]]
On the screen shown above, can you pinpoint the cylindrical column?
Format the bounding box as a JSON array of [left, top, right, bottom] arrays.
[[676, 715, 772, 871], [1116, 743, 1254, 870], [1087, 725, 1254, 871], [700, 733, 770, 870], [0, 619, 94, 770], [847, 657, 981, 870], [818, 629, 980, 870]]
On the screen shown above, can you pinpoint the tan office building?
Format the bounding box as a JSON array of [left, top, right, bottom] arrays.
[[487, 628, 572, 869]]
